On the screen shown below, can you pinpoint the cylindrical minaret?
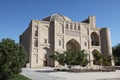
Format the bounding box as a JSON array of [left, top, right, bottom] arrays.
[[100, 28, 114, 66]]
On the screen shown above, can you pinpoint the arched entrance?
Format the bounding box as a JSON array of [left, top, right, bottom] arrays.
[[43, 47, 49, 66], [66, 39, 80, 51]]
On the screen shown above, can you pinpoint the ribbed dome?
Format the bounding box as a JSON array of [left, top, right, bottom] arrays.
[[42, 14, 72, 22]]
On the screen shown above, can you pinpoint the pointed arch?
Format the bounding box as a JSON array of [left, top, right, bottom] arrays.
[[66, 39, 80, 51], [91, 32, 99, 46], [43, 47, 50, 66]]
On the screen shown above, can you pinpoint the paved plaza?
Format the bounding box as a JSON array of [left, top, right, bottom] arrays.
[[21, 68, 120, 80]]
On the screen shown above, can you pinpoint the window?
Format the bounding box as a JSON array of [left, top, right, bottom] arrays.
[[84, 42, 87, 46], [70, 23, 72, 30], [66, 23, 69, 29], [78, 24, 80, 30], [34, 26, 38, 36], [35, 30, 38, 36], [62, 25, 64, 33], [44, 39, 47, 43], [59, 39, 61, 46], [34, 38, 38, 47], [74, 23, 77, 30]]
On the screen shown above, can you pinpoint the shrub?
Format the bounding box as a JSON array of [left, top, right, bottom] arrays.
[[0, 38, 27, 80]]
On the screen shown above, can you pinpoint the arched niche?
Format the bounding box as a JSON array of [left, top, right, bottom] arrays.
[[40, 26, 49, 43], [66, 39, 81, 51], [91, 32, 99, 46], [42, 47, 50, 66]]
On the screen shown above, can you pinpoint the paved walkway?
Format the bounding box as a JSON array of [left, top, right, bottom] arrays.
[[21, 68, 120, 80]]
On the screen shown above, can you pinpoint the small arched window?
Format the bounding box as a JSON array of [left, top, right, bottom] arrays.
[[74, 23, 77, 30], [66, 23, 69, 29], [34, 38, 38, 47], [70, 23, 72, 30], [78, 24, 80, 30], [59, 39, 61, 46], [34, 26, 38, 36]]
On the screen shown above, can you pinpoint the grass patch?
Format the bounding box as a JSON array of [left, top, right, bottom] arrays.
[[10, 74, 32, 80]]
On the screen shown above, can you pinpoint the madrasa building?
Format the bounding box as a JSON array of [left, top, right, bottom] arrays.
[[20, 14, 114, 68]]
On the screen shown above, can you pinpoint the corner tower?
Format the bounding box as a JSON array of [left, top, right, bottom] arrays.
[[100, 28, 114, 66]]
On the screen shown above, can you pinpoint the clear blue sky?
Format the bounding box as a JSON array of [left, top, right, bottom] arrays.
[[0, 0, 120, 46]]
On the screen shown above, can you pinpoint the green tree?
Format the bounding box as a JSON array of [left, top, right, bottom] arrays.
[[102, 56, 111, 66], [51, 50, 88, 69], [92, 50, 102, 65], [64, 50, 77, 68], [51, 51, 65, 66], [0, 38, 27, 80], [112, 43, 120, 64], [74, 50, 88, 67], [93, 50, 111, 66]]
